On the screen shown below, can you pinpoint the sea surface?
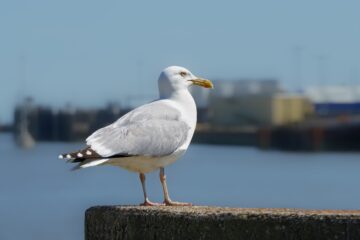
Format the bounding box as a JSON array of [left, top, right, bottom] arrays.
[[1, 133, 360, 239]]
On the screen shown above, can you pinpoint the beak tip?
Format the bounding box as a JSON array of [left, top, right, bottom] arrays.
[[206, 82, 214, 89], [190, 78, 214, 89]]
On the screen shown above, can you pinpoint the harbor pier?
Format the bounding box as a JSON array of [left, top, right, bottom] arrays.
[[85, 206, 360, 240]]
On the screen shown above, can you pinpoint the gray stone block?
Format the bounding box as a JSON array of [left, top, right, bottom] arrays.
[[85, 206, 360, 240]]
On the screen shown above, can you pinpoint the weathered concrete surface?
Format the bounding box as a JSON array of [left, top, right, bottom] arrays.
[[85, 206, 360, 240]]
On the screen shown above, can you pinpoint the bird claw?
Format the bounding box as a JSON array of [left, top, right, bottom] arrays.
[[140, 200, 165, 206], [164, 200, 192, 206]]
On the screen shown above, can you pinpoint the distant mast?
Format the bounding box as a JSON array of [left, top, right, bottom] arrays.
[[15, 98, 35, 149], [15, 54, 35, 149], [293, 46, 303, 92]]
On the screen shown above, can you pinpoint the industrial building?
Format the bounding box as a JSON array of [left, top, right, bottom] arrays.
[[208, 93, 313, 127], [14, 99, 128, 142], [305, 86, 360, 116], [204, 79, 313, 127]]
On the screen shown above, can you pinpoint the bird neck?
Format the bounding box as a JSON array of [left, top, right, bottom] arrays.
[[168, 89, 194, 105], [170, 89, 197, 124], [159, 89, 197, 123]]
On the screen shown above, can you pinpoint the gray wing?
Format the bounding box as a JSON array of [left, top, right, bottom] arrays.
[[86, 101, 191, 157]]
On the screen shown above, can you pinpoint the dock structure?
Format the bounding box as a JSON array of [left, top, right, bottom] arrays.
[[85, 206, 360, 240]]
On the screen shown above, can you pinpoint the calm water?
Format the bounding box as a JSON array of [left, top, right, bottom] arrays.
[[1, 133, 360, 239]]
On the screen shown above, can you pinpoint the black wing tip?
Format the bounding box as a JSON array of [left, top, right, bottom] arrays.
[[58, 153, 73, 159], [58, 148, 133, 163], [58, 147, 102, 163]]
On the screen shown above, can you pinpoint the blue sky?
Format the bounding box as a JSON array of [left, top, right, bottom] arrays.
[[1, 0, 360, 122]]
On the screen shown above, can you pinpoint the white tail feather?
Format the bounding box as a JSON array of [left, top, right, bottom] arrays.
[[71, 159, 109, 171], [81, 159, 109, 168]]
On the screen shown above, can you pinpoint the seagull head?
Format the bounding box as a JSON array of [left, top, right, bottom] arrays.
[[158, 66, 213, 98]]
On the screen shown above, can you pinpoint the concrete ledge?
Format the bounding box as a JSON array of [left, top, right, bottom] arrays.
[[85, 206, 360, 240]]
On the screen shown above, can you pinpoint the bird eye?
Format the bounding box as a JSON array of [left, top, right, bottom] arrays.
[[180, 71, 187, 77]]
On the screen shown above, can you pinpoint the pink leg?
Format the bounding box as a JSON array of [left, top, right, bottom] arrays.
[[160, 168, 192, 206], [139, 173, 164, 206]]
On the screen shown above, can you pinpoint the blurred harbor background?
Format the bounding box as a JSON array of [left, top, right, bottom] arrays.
[[1, 0, 360, 239], [6, 78, 360, 151]]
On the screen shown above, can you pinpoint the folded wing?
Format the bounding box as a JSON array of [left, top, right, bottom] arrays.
[[86, 101, 191, 158]]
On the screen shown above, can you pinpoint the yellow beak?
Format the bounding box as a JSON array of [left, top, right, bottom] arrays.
[[189, 78, 214, 89]]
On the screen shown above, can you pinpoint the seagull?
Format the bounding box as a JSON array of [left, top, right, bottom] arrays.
[[59, 66, 213, 206]]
